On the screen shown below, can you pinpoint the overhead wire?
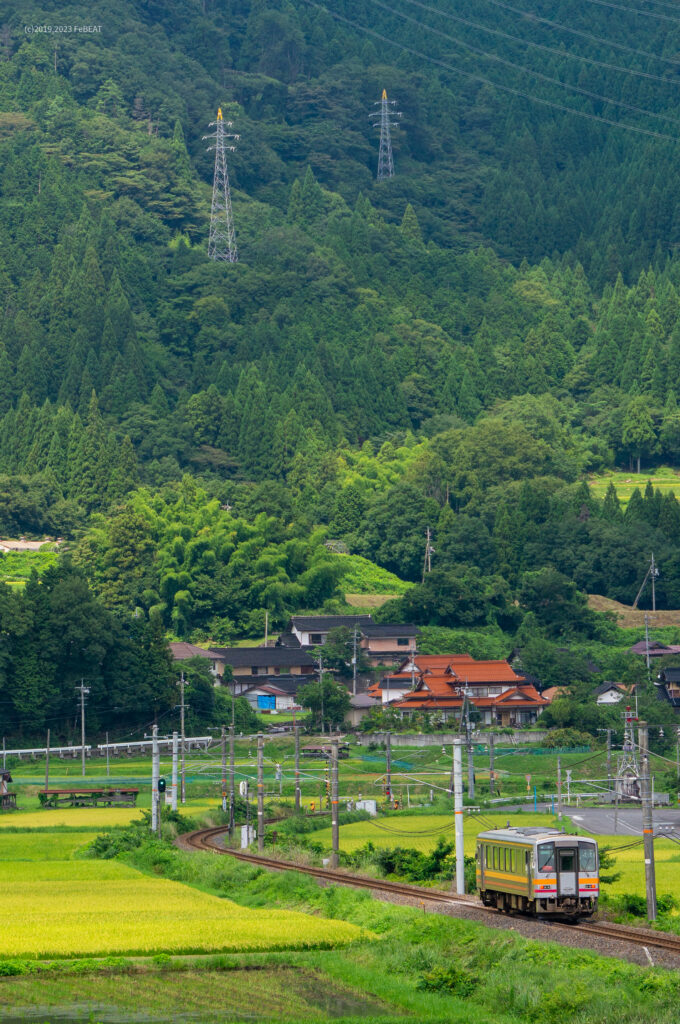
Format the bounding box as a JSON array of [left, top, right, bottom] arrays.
[[370, 0, 680, 127], [477, 0, 680, 68], [299, 0, 677, 141], [395, 0, 680, 87], [577, 0, 680, 25]]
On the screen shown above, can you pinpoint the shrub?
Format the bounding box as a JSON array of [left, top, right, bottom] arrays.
[[416, 964, 479, 996]]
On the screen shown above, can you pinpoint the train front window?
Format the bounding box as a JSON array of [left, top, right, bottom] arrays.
[[579, 843, 597, 872], [537, 842, 555, 872]]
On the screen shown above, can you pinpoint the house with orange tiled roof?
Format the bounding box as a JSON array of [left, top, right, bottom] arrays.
[[392, 654, 547, 727]]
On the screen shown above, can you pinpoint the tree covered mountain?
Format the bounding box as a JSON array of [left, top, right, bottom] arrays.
[[1, 0, 680, 658]]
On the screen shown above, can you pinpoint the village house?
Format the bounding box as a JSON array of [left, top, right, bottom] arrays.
[[240, 676, 303, 712], [595, 681, 635, 705], [656, 667, 680, 709], [209, 647, 316, 688], [392, 653, 547, 727], [280, 615, 419, 666]]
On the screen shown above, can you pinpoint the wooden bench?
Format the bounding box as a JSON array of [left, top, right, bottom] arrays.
[[38, 787, 139, 808]]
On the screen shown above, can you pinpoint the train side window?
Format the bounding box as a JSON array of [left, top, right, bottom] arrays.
[[494, 847, 499, 870], [578, 842, 597, 872], [537, 842, 555, 872]]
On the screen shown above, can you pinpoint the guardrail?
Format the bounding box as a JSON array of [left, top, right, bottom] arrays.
[[1, 736, 214, 760]]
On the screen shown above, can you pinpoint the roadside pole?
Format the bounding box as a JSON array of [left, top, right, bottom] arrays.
[[257, 733, 264, 852], [171, 731, 178, 811], [638, 720, 657, 920], [178, 673, 186, 804], [221, 724, 227, 813], [105, 731, 110, 779], [45, 729, 50, 793], [229, 725, 235, 837], [488, 734, 495, 797], [151, 724, 159, 834], [453, 738, 464, 895], [331, 738, 339, 868], [385, 731, 392, 805], [294, 724, 301, 813], [606, 729, 612, 794], [557, 756, 563, 822]]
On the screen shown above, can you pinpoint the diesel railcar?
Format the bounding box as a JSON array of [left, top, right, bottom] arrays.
[[476, 827, 598, 919]]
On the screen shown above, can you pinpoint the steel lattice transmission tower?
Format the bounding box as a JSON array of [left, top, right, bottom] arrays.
[[370, 89, 401, 181], [204, 108, 239, 262]]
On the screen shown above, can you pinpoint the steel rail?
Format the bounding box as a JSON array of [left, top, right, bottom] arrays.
[[180, 826, 680, 957]]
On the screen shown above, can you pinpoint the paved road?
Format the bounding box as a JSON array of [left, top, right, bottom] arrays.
[[517, 802, 680, 836]]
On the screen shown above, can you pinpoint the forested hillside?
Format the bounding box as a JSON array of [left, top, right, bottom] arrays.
[[3, 0, 680, 738]]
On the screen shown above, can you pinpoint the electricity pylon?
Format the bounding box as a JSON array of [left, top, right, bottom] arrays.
[[204, 107, 239, 262], [370, 89, 401, 181]]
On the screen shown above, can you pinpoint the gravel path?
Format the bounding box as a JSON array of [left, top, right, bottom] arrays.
[[359, 886, 680, 971]]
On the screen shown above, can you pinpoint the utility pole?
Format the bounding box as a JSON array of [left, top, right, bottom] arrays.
[[352, 624, 358, 697], [45, 729, 50, 793], [177, 673, 186, 804], [370, 88, 401, 181], [294, 724, 301, 813], [488, 734, 495, 797], [257, 733, 264, 853], [2, 737, 4, 771], [229, 724, 235, 836], [385, 731, 392, 805], [76, 680, 90, 778], [171, 731, 178, 811], [221, 724, 227, 813], [421, 526, 433, 584], [557, 756, 562, 822], [453, 738, 464, 895], [638, 721, 657, 920], [105, 731, 110, 779], [318, 653, 325, 735], [463, 688, 474, 801], [151, 724, 159, 834], [331, 738, 339, 868], [204, 107, 239, 262], [606, 729, 612, 794]]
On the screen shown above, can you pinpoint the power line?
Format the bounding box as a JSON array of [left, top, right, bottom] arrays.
[[577, 0, 680, 26], [371, 0, 680, 127], [394, 0, 680, 87], [298, 0, 677, 141], [478, 0, 680, 68]]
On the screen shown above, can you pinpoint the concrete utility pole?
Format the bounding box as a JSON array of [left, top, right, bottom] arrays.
[[606, 729, 612, 794], [352, 624, 358, 697], [76, 680, 90, 777], [385, 731, 392, 804], [105, 731, 110, 778], [221, 724, 227, 813], [331, 738, 340, 868], [151, 724, 159, 834], [557, 756, 563, 821], [488, 734, 495, 797], [171, 731, 178, 811], [638, 721, 657, 920], [317, 654, 325, 735], [463, 691, 474, 801], [178, 673, 186, 804], [2, 737, 5, 771], [45, 729, 50, 793], [257, 733, 264, 852], [228, 724, 235, 836], [294, 725, 301, 813], [453, 738, 464, 895]]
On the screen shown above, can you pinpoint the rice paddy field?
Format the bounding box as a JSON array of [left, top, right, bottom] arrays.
[[0, 827, 367, 960], [588, 466, 680, 505]]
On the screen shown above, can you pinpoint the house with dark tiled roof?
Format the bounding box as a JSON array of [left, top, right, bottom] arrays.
[[393, 654, 547, 727], [209, 647, 316, 689], [656, 667, 680, 708]]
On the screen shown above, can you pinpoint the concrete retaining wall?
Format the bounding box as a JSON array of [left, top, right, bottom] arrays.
[[356, 731, 549, 747]]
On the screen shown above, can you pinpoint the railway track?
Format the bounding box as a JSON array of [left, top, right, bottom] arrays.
[[180, 825, 680, 959]]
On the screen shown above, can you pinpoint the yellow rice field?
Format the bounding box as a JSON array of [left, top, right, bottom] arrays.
[[0, 871, 367, 958]]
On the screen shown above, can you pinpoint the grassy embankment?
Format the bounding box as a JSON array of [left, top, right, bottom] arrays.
[[2, 819, 680, 1023]]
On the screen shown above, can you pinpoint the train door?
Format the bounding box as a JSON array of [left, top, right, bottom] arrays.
[[557, 847, 577, 896]]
